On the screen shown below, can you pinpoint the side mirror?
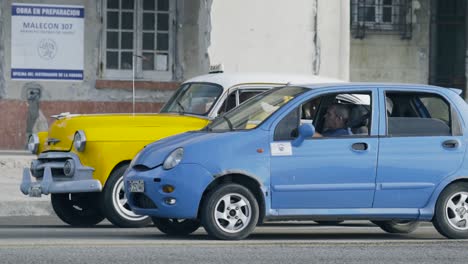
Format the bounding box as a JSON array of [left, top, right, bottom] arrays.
[[292, 123, 315, 147]]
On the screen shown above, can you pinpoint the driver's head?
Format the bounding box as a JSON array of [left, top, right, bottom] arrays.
[[324, 104, 349, 130]]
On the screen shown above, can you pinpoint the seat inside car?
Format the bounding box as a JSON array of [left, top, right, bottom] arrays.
[[347, 105, 370, 135]]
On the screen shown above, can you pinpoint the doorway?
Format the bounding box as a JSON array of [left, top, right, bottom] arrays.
[[429, 0, 466, 94]]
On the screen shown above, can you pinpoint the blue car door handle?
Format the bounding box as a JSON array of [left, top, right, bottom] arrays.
[[352, 142, 368, 151], [442, 139, 459, 149]]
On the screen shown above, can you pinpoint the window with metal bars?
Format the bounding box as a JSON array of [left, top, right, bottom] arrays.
[[351, 0, 412, 39], [102, 0, 173, 80]]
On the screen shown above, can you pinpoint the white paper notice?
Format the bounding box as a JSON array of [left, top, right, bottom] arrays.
[[11, 3, 84, 81], [270, 142, 293, 156]]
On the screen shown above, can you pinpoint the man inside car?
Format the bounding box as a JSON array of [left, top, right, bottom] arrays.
[[314, 104, 351, 137]]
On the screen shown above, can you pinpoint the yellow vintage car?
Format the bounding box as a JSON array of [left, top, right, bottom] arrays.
[[20, 72, 341, 228]]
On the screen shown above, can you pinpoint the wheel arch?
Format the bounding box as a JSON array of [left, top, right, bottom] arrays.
[[103, 160, 131, 189], [421, 176, 468, 221], [198, 173, 266, 224]]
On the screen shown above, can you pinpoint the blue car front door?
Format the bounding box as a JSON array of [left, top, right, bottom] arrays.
[[270, 89, 379, 210]]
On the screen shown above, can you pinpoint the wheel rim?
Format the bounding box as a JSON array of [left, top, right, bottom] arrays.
[[445, 191, 468, 231], [213, 193, 252, 234], [112, 176, 148, 221]]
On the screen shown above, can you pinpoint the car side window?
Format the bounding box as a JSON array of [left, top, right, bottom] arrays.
[[218, 90, 266, 115], [386, 92, 454, 137], [217, 93, 237, 115], [239, 91, 263, 103], [274, 107, 300, 141], [274, 92, 372, 141]]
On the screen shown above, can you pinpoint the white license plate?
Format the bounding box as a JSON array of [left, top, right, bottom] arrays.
[[129, 180, 144, 193]]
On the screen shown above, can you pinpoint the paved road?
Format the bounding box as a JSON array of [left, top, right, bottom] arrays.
[[0, 216, 467, 264]]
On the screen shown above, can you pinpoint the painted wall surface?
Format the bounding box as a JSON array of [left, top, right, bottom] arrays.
[[208, 0, 349, 80], [318, 0, 350, 81], [0, 0, 211, 149], [350, 0, 430, 84], [0, 0, 213, 102]]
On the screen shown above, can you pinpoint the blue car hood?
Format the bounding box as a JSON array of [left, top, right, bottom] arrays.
[[132, 131, 215, 168]]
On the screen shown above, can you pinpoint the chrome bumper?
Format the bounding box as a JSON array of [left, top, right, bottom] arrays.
[[20, 152, 102, 197]]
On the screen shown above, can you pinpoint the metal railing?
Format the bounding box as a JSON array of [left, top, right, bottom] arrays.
[[351, 0, 412, 39]]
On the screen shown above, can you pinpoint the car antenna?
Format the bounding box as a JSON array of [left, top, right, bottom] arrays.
[[132, 54, 145, 116]]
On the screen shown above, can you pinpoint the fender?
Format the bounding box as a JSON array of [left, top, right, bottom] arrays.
[[419, 175, 468, 220], [211, 169, 269, 218]]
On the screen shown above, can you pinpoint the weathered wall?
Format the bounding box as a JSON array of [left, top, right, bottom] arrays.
[[2, 0, 177, 103], [350, 0, 430, 83], [208, 0, 349, 80], [318, 0, 350, 80], [0, 3, 6, 99], [0, 0, 210, 149], [175, 0, 211, 79]]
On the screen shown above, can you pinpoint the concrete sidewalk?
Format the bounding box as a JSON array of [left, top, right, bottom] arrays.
[[0, 150, 53, 216]]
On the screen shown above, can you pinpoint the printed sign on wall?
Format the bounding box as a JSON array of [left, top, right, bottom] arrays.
[[11, 3, 84, 81]]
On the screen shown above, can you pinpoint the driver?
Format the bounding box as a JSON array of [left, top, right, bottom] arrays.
[[314, 104, 351, 137]]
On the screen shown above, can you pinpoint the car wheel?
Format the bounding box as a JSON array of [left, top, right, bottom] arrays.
[[201, 183, 259, 240], [433, 182, 468, 239], [152, 218, 201, 235], [314, 221, 344, 225], [101, 165, 152, 228], [372, 220, 420, 234], [51, 192, 105, 227]]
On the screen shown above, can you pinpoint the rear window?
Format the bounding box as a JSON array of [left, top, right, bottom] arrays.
[[385, 92, 455, 137]]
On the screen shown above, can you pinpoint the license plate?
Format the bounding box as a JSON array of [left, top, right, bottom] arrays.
[[128, 180, 144, 193]]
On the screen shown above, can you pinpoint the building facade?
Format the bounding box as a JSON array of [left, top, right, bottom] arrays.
[[0, 0, 349, 149], [350, 0, 468, 97]]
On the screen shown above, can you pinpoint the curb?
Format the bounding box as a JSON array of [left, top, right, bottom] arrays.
[[0, 200, 53, 217], [0, 153, 54, 216], [0, 155, 34, 169]]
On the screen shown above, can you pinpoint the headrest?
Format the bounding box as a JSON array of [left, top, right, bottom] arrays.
[[347, 105, 370, 128]]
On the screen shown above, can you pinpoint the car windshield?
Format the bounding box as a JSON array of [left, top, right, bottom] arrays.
[[160, 83, 223, 116], [207, 86, 309, 131]]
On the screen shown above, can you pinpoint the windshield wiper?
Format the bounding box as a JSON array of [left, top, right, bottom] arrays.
[[176, 100, 185, 114], [222, 115, 234, 131]]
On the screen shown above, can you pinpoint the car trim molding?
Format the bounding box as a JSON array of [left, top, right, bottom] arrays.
[[378, 182, 436, 190], [272, 183, 375, 192]]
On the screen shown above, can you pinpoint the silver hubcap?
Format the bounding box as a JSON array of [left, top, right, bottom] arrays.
[[445, 191, 468, 231], [112, 176, 148, 221], [214, 193, 251, 233]]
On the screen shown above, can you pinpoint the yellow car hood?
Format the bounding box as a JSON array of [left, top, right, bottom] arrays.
[[42, 113, 210, 152]]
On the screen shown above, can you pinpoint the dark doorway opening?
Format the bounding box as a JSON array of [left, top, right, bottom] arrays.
[[429, 0, 466, 95]]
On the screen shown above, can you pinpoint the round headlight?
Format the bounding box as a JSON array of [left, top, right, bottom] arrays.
[[27, 134, 39, 154], [163, 148, 184, 170], [74, 130, 87, 152]]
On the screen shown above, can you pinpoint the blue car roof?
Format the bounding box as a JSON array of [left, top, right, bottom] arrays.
[[297, 82, 454, 91]]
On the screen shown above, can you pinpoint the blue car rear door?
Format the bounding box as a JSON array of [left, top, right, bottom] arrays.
[[374, 88, 466, 209]]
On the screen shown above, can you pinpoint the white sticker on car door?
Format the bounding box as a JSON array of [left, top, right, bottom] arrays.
[[270, 142, 292, 156]]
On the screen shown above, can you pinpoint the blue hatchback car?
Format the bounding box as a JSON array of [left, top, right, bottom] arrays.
[[125, 83, 468, 240]]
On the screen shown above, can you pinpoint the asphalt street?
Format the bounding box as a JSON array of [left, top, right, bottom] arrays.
[[0, 216, 467, 264]]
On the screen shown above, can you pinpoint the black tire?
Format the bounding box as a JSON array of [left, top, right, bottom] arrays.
[[315, 221, 344, 225], [372, 220, 420, 234], [152, 218, 201, 235], [201, 183, 259, 240], [433, 182, 468, 239], [51, 192, 105, 227], [101, 164, 152, 228]]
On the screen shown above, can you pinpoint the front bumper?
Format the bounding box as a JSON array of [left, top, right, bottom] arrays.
[[125, 163, 213, 219], [20, 152, 101, 197]]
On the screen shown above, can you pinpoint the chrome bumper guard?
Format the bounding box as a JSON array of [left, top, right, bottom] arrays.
[[20, 152, 102, 197]]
